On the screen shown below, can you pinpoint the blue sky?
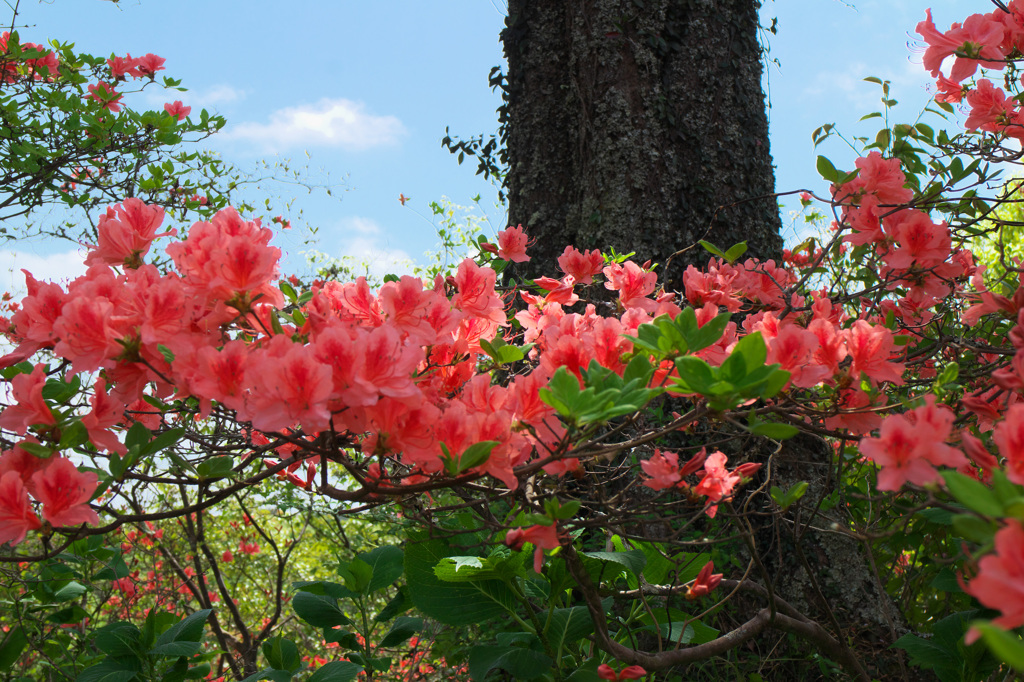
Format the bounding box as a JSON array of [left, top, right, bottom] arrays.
[[1, 0, 973, 288]]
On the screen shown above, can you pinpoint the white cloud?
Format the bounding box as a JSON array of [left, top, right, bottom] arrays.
[[803, 59, 931, 113], [224, 98, 405, 152], [340, 237, 415, 280], [339, 216, 383, 235], [0, 249, 88, 295], [138, 84, 245, 114]]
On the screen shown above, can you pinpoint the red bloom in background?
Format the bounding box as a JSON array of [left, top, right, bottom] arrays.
[[693, 451, 740, 518], [597, 664, 647, 681], [0, 471, 41, 545], [31, 457, 100, 528], [506, 523, 561, 573], [640, 449, 681, 490], [685, 560, 723, 599]]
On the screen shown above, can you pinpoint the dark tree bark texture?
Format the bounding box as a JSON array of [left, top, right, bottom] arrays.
[[500, 4, 917, 676], [502, 0, 782, 285]]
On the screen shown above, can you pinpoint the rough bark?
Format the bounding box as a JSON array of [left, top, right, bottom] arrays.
[[502, 0, 782, 286], [501, 3, 917, 674]]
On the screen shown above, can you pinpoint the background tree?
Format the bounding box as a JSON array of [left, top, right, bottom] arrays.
[[501, 0, 782, 283]]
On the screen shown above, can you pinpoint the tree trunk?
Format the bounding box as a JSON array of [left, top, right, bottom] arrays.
[[501, 2, 914, 676], [502, 0, 782, 285]]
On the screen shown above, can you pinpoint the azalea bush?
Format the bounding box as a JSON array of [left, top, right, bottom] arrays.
[[6, 3, 1024, 682]]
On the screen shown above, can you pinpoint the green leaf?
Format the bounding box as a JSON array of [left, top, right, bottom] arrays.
[[697, 240, 727, 260], [154, 610, 211, 647], [723, 241, 748, 263], [291, 580, 355, 600], [0, 626, 28, 669], [43, 374, 81, 403], [196, 456, 234, 480], [942, 471, 1003, 517], [405, 537, 518, 625], [262, 637, 301, 673], [581, 550, 647, 578], [149, 640, 200, 657], [951, 514, 996, 543], [17, 441, 54, 458], [468, 645, 553, 681], [142, 428, 185, 457], [564, 659, 603, 681], [75, 661, 140, 682], [816, 155, 841, 183], [378, 616, 422, 647], [54, 580, 89, 601], [156, 344, 176, 363], [94, 622, 141, 658], [60, 420, 90, 449], [239, 670, 292, 682], [449, 440, 499, 475], [689, 311, 730, 353], [971, 622, 1024, 672], [374, 586, 412, 622], [622, 354, 653, 386], [770, 481, 808, 512], [674, 356, 714, 394], [916, 506, 959, 526], [357, 545, 405, 593], [435, 556, 501, 582], [307, 661, 364, 682], [124, 422, 151, 451], [279, 279, 297, 302], [545, 606, 594, 652], [293, 591, 353, 628], [749, 422, 799, 440], [721, 332, 767, 383]]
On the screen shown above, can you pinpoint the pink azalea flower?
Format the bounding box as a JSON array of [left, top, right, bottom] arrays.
[[640, 449, 682, 490], [496, 225, 531, 262], [558, 246, 604, 284], [686, 560, 723, 599], [31, 457, 100, 528], [81, 379, 127, 455], [86, 198, 170, 268], [993, 403, 1024, 484], [0, 363, 56, 435], [964, 520, 1024, 636], [134, 53, 166, 77], [164, 100, 191, 121], [845, 320, 905, 386], [603, 261, 657, 312], [694, 451, 741, 518], [0, 471, 41, 545], [0, 439, 55, 497], [506, 523, 561, 573], [87, 81, 123, 112]]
